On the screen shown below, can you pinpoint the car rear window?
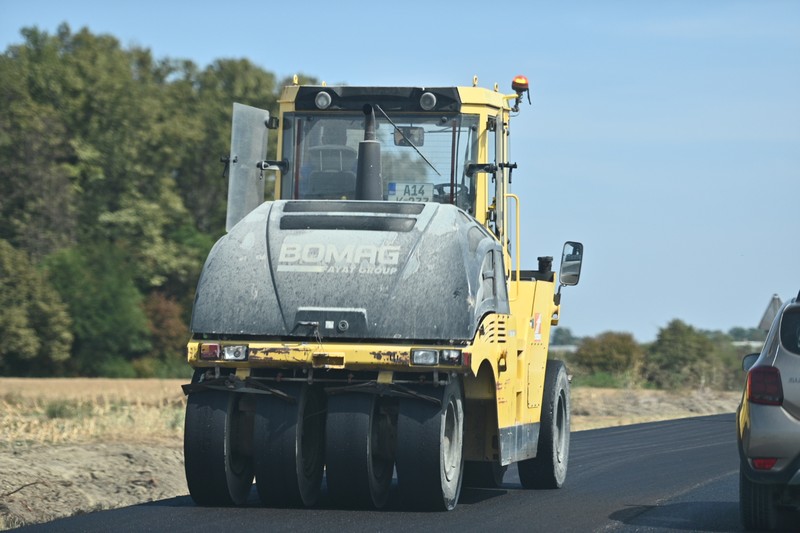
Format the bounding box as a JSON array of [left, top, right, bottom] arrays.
[[780, 308, 800, 355]]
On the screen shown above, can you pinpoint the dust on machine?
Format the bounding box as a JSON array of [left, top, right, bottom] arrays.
[[182, 75, 585, 511]]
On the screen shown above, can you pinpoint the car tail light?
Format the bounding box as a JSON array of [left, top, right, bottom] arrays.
[[747, 366, 783, 405], [752, 458, 778, 470]]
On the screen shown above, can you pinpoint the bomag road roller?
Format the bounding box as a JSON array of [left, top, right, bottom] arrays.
[[182, 75, 584, 511]]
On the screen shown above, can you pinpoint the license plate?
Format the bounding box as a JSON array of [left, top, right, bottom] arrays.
[[387, 182, 434, 202]]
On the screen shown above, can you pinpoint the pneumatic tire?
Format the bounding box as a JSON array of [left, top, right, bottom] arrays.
[[184, 390, 254, 506], [396, 377, 464, 511], [739, 469, 788, 530], [253, 383, 326, 508], [325, 393, 396, 509], [518, 359, 570, 489]]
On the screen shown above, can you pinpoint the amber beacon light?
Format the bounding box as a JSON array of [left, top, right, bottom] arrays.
[[511, 75, 531, 111], [512, 75, 529, 93]]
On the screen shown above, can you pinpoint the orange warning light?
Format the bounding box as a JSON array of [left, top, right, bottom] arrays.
[[512, 75, 529, 93]]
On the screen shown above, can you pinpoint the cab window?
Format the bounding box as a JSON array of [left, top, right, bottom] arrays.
[[280, 113, 480, 214]]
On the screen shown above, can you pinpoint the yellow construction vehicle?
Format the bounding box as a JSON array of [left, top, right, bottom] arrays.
[[182, 75, 583, 511]]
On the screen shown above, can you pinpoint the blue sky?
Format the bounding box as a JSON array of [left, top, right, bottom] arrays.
[[2, 1, 799, 341]]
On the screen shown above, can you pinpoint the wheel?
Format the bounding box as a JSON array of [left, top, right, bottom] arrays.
[[396, 378, 464, 511], [325, 393, 396, 509], [184, 390, 254, 506], [518, 359, 570, 489], [253, 383, 326, 507], [739, 469, 787, 530], [463, 460, 507, 488]]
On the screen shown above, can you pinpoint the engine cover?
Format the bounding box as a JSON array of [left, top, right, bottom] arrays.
[[190, 200, 509, 343]]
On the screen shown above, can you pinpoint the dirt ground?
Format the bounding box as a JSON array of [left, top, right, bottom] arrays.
[[0, 384, 741, 530]]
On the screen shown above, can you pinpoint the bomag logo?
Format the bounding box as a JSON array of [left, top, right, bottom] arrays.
[[277, 243, 401, 274]]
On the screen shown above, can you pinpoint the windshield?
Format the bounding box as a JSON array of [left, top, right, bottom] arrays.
[[280, 113, 480, 215]]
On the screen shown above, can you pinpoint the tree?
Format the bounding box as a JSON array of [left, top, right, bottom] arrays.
[[133, 291, 190, 378], [0, 24, 319, 376], [0, 28, 79, 261], [0, 239, 73, 375], [44, 244, 151, 376], [97, 184, 208, 292], [551, 327, 579, 346], [728, 327, 767, 342], [644, 319, 716, 389], [573, 331, 644, 385]]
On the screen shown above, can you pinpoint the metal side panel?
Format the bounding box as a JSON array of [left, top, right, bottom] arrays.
[[498, 422, 540, 465]]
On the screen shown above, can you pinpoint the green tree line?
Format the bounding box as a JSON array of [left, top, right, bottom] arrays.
[[551, 321, 766, 391], [0, 24, 315, 377]]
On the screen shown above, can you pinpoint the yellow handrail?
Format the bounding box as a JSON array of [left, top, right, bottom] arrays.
[[505, 193, 520, 301]]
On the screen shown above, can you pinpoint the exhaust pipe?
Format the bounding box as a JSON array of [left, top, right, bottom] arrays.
[[356, 104, 382, 200]]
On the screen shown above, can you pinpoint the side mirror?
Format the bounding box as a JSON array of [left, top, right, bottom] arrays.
[[742, 353, 759, 372], [394, 126, 424, 147], [559, 241, 583, 286]]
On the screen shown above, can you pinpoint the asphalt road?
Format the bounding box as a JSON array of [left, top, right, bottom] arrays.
[[18, 414, 757, 533]]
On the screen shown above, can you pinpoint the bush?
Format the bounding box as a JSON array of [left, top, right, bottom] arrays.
[[571, 371, 625, 388], [572, 331, 644, 386], [44, 244, 151, 376]]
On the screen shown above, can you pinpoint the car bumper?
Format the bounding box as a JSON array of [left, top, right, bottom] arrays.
[[739, 402, 800, 485]]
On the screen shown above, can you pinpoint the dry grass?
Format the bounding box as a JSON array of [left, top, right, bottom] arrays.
[[570, 386, 741, 431], [0, 378, 187, 447], [0, 378, 742, 446]]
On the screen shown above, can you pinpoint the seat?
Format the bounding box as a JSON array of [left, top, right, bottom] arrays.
[[307, 170, 357, 199], [308, 145, 357, 173]]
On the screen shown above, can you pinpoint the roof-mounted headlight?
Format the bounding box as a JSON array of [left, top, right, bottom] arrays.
[[420, 91, 437, 111], [315, 91, 332, 110]]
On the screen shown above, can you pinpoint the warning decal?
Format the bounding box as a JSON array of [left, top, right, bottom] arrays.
[[533, 312, 542, 342]]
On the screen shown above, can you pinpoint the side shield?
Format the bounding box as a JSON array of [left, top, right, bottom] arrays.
[[226, 103, 270, 232]]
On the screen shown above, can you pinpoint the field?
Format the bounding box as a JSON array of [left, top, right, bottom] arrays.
[[0, 378, 741, 529]]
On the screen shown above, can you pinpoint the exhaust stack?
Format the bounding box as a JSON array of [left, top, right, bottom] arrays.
[[355, 104, 382, 200]]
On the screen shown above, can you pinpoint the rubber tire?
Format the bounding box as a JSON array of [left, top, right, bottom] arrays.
[[184, 390, 254, 506], [325, 393, 395, 509], [396, 378, 464, 511], [518, 359, 570, 489], [462, 460, 507, 488], [253, 383, 326, 508], [739, 469, 787, 530]]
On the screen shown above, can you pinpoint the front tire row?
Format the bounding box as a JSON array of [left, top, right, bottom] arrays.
[[184, 365, 569, 511]]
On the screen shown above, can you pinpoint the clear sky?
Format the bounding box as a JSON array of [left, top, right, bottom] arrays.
[[2, 0, 799, 342]]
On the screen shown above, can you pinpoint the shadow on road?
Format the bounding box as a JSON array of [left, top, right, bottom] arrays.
[[609, 501, 741, 532], [142, 484, 509, 510]]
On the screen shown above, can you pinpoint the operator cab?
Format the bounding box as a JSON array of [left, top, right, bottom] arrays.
[[226, 81, 534, 236], [277, 87, 481, 215]]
